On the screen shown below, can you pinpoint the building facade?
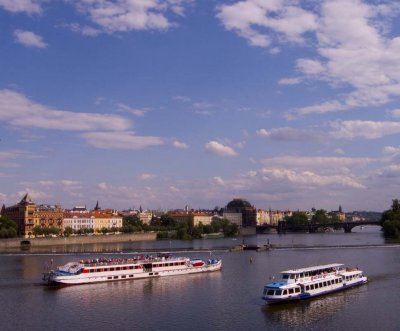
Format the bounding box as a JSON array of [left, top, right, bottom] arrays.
[[1, 194, 64, 237], [224, 198, 257, 227], [169, 212, 212, 226], [63, 212, 123, 232]]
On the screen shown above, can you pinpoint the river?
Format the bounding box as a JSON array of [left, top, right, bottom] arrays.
[[0, 226, 399, 331]]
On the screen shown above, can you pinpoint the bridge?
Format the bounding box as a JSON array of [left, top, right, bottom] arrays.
[[256, 220, 381, 234]]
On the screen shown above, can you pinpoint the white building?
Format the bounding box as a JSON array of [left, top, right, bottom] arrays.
[[63, 212, 123, 232]]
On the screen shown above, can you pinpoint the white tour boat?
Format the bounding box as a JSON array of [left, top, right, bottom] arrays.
[[262, 263, 367, 304], [43, 254, 222, 285]]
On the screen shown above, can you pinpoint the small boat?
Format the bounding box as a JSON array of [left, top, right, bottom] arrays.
[[43, 254, 222, 285], [262, 263, 367, 304]]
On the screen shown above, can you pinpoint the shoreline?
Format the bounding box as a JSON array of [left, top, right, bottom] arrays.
[[0, 233, 157, 250]]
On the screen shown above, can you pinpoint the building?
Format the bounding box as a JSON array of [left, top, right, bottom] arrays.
[[224, 198, 257, 227], [63, 212, 123, 232], [222, 212, 242, 227], [169, 212, 212, 226], [138, 211, 153, 225], [257, 209, 271, 225], [1, 193, 64, 237]]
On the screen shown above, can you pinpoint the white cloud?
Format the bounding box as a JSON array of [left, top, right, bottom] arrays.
[[63, 23, 102, 37], [205, 141, 238, 157], [261, 167, 365, 189], [391, 109, 400, 118], [256, 127, 321, 141], [260, 155, 372, 172], [330, 120, 400, 139], [173, 140, 189, 149], [278, 77, 302, 85], [290, 0, 400, 117], [213, 176, 225, 185], [216, 0, 317, 48], [288, 100, 346, 118], [98, 182, 108, 190], [0, 149, 34, 167], [82, 131, 164, 150], [73, 0, 192, 33], [334, 148, 345, 155], [14, 30, 47, 48], [383, 146, 400, 155], [296, 59, 325, 75], [0, 89, 131, 131], [0, 0, 42, 14], [140, 173, 157, 181], [117, 103, 147, 117]]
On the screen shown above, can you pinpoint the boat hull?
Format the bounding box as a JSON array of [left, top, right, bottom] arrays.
[[44, 260, 222, 285], [263, 278, 367, 304]]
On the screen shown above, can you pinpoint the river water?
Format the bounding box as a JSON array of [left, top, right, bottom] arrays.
[[0, 226, 399, 331]]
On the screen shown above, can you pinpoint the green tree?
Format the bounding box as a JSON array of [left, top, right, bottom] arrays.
[[0, 216, 18, 238], [285, 212, 309, 229], [63, 226, 73, 237], [311, 210, 329, 224], [381, 199, 400, 238]]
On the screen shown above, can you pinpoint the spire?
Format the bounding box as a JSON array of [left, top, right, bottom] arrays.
[[19, 193, 33, 205], [1, 204, 5, 215], [94, 200, 100, 210], [339, 205, 342, 213]]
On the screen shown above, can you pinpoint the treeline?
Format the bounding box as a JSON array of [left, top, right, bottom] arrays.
[[284, 210, 342, 230], [381, 199, 400, 238], [123, 214, 238, 240], [0, 216, 18, 238]]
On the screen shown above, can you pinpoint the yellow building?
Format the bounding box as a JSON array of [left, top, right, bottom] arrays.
[[1, 193, 64, 237]]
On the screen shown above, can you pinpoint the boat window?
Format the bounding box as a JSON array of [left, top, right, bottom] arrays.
[[89, 269, 94, 273], [282, 290, 287, 295], [310, 284, 314, 290], [282, 274, 289, 280], [96, 268, 101, 272], [275, 290, 282, 296], [289, 288, 294, 294], [107, 277, 112, 280], [129, 266, 133, 270], [305, 285, 309, 291], [323, 281, 327, 287], [289, 275, 295, 279], [122, 275, 126, 279], [113, 276, 118, 279], [129, 275, 133, 278], [110, 268, 114, 271], [295, 288, 300, 293]]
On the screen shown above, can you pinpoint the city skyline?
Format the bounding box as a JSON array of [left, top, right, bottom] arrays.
[[1, 0, 400, 212]]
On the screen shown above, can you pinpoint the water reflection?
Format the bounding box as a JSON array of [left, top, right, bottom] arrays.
[[262, 289, 362, 329]]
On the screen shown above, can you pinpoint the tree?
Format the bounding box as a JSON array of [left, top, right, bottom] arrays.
[[0, 216, 18, 238], [63, 226, 73, 237], [381, 199, 400, 238], [285, 212, 309, 229], [311, 210, 329, 224]]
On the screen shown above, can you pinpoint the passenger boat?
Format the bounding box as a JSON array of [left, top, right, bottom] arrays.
[[43, 254, 222, 285], [262, 263, 367, 304]]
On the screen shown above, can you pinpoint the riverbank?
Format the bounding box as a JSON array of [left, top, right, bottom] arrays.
[[0, 232, 157, 250]]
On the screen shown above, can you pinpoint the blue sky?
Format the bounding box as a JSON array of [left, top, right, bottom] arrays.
[[1, 0, 400, 212]]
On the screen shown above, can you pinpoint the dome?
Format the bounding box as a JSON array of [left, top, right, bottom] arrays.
[[226, 198, 252, 210]]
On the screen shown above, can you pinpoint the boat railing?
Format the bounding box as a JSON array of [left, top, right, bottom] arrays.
[[81, 256, 188, 268]]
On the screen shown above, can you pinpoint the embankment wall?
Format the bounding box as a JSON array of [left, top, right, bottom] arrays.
[[0, 233, 157, 249]]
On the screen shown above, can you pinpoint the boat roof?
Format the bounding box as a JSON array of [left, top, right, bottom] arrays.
[[281, 263, 344, 274]]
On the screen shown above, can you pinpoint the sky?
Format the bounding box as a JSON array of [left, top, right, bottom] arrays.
[[1, 0, 400, 212]]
